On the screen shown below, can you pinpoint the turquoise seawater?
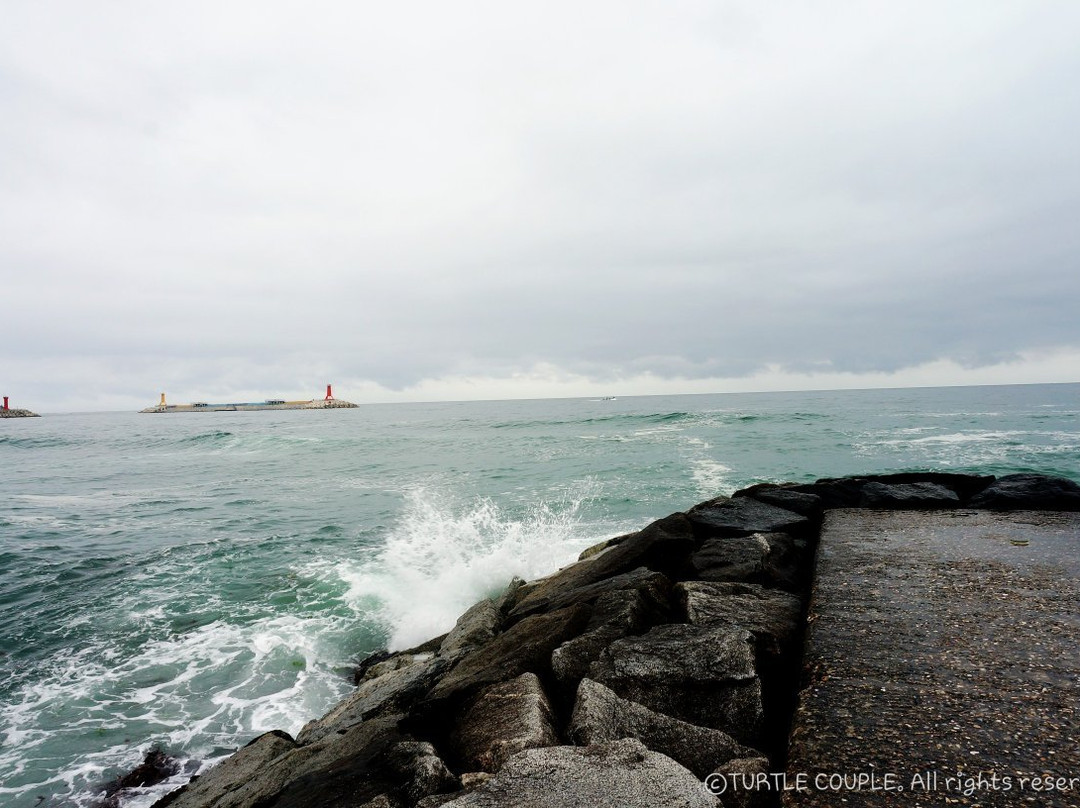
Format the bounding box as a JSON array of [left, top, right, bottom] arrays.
[[2, 383, 1078, 806]]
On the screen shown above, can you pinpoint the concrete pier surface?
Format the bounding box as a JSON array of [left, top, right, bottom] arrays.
[[785, 509, 1080, 807]]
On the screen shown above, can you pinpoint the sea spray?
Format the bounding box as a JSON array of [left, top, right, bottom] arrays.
[[336, 485, 621, 651]]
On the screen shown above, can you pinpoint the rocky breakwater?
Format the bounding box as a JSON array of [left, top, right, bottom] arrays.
[[0, 407, 40, 417], [144, 472, 1080, 808]]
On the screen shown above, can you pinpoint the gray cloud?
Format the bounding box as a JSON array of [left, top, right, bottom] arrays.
[[2, 2, 1079, 410]]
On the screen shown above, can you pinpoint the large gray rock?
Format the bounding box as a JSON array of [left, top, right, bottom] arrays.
[[153, 731, 297, 808], [577, 533, 633, 561], [298, 654, 449, 744], [792, 473, 994, 508], [439, 739, 718, 808], [439, 598, 502, 662], [688, 497, 808, 537], [423, 603, 592, 712], [452, 672, 558, 772], [268, 736, 458, 808], [858, 481, 960, 509], [589, 623, 763, 743], [676, 581, 802, 658], [751, 489, 822, 517], [155, 715, 411, 808], [551, 587, 658, 688], [969, 473, 1080, 511], [508, 567, 669, 622], [503, 515, 694, 623], [569, 678, 756, 777], [690, 533, 799, 587]]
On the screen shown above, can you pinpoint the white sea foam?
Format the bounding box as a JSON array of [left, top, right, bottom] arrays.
[[332, 486, 620, 651], [690, 459, 734, 497], [0, 609, 354, 808]]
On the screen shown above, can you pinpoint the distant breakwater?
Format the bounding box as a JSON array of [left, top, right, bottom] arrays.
[[0, 408, 39, 418], [101, 471, 1080, 808]]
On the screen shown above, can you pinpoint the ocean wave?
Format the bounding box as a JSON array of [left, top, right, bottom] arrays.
[[175, 430, 235, 446], [0, 435, 77, 449], [327, 485, 623, 651], [0, 599, 360, 808]]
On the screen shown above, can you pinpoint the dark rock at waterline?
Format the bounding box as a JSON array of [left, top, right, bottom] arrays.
[[858, 481, 960, 509], [968, 472, 1080, 511], [735, 485, 825, 518], [687, 496, 809, 538], [300, 654, 450, 744], [422, 603, 592, 715], [270, 736, 457, 808], [353, 635, 446, 685], [151, 730, 299, 808], [504, 515, 694, 624], [788, 472, 995, 508], [439, 599, 502, 663], [507, 566, 670, 622], [93, 748, 181, 808]]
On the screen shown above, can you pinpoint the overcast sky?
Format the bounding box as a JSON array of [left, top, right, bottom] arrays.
[[2, 1, 1079, 412]]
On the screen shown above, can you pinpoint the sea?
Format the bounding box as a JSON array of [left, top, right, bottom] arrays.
[[2, 383, 1078, 807]]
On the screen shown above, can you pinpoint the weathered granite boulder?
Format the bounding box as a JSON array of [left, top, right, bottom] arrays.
[[156, 716, 430, 808], [569, 678, 756, 777], [439, 599, 502, 663], [451, 673, 558, 772], [676, 581, 802, 658], [589, 623, 763, 743], [735, 485, 824, 518], [299, 654, 449, 744], [690, 532, 800, 588], [969, 473, 1080, 511], [267, 735, 458, 808], [504, 515, 694, 624], [492, 578, 526, 616], [422, 603, 592, 714], [508, 567, 669, 622], [687, 496, 809, 538], [858, 481, 960, 509], [791, 472, 994, 508], [577, 533, 633, 561], [439, 739, 717, 808], [551, 587, 660, 688]]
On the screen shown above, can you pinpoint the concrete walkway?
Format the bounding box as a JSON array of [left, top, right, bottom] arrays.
[[784, 509, 1080, 807]]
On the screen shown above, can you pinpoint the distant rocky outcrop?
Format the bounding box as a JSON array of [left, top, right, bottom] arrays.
[[0, 407, 40, 417], [140, 471, 1077, 808]]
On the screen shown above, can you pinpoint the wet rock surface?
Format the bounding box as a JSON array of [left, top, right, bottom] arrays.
[[143, 471, 1080, 808]]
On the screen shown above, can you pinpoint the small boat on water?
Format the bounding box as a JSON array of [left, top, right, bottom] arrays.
[[140, 385, 358, 413]]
